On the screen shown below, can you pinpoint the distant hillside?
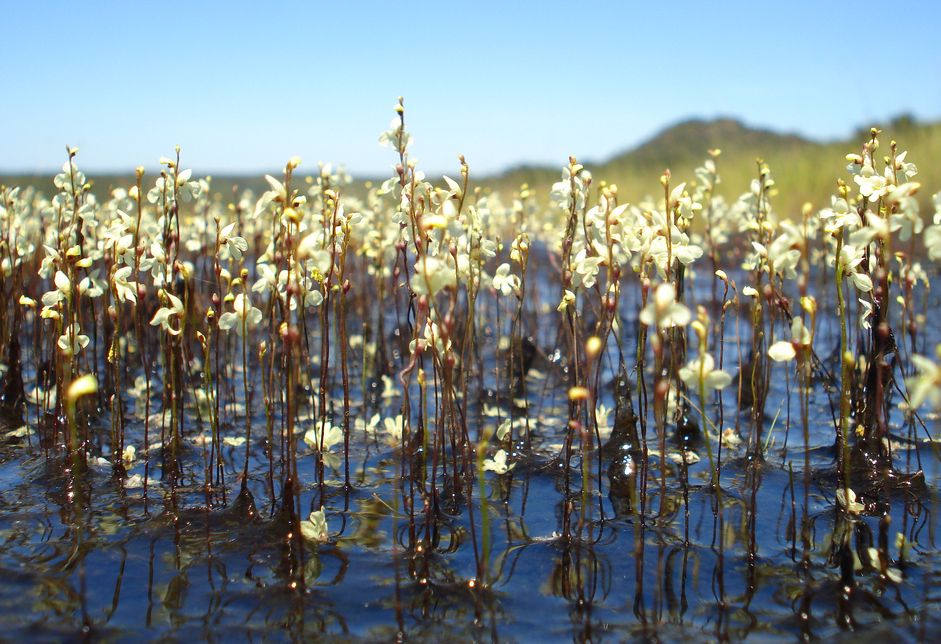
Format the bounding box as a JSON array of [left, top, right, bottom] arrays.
[[484, 114, 941, 218], [4, 115, 939, 220]]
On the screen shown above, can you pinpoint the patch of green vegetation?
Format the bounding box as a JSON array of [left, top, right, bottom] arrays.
[[484, 114, 941, 217]]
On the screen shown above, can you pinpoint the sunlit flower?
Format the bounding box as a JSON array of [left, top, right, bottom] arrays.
[[301, 507, 330, 543], [150, 291, 185, 336], [41, 270, 71, 308], [854, 158, 887, 200], [411, 256, 457, 296], [304, 422, 344, 452], [218, 293, 263, 335], [112, 265, 138, 304], [906, 347, 941, 410], [838, 244, 873, 292], [482, 449, 515, 474], [378, 104, 412, 155], [571, 249, 603, 288], [679, 352, 732, 395], [383, 414, 404, 445], [859, 298, 873, 331], [768, 317, 812, 362], [492, 263, 521, 297], [836, 487, 865, 514], [721, 428, 743, 449], [557, 289, 576, 312], [639, 283, 690, 329], [219, 222, 249, 261], [57, 322, 90, 356], [818, 196, 861, 233], [550, 162, 588, 212], [78, 269, 106, 299]]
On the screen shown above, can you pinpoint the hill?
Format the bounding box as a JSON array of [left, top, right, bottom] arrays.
[[484, 114, 941, 217]]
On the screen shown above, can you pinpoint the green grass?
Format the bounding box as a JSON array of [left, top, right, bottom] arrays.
[[484, 114, 941, 217]]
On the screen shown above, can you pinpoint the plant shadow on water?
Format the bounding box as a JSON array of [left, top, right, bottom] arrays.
[[0, 109, 940, 641]]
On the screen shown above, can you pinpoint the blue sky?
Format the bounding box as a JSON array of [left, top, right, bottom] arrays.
[[2, 1, 939, 177]]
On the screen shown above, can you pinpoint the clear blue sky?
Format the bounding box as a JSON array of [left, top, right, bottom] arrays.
[[2, 1, 939, 177]]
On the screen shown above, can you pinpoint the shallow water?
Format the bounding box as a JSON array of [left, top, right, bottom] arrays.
[[1, 270, 940, 642]]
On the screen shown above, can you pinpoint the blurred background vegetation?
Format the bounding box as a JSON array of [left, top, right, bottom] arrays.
[[4, 114, 938, 220]]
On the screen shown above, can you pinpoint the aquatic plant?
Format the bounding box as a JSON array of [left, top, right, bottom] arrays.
[[0, 99, 940, 638]]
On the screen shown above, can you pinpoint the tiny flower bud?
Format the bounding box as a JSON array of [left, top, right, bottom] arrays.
[[800, 296, 816, 315], [585, 336, 603, 358], [568, 386, 590, 402], [66, 374, 98, 403]]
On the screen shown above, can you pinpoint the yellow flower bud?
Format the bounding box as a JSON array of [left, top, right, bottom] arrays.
[[800, 296, 816, 315], [568, 386, 590, 401], [66, 374, 98, 404], [585, 336, 603, 358]]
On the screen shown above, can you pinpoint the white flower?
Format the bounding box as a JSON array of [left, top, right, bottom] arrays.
[[411, 256, 457, 296], [54, 269, 71, 293], [854, 159, 887, 200], [57, 322, 90, 356], [838, 245, 873, 292], [859, 298, 873, 331], [383, 414, 404, 445], [571, 249, 603, 289], [768, 341, 796, 362], [150, 292, 185, 336], [925, 223, 941, 262], [378, 112, 412, 155], [893, 150, 918, 181], [550, 163, 588, 212], [766, 229, 802, 280], [721, 428, 742, 449], [482, 449, 515, 474], [219, 222, 249, 261], [78, 269, 106, 298], [819, 196, 861, 233], [218, 293, 263, 335], [495, 418, 513, 441], [54, 160, 86, 193], [906, 348, 941, 410], [679, 352, 732, 395], [491, 263, 521, 297], [354, 413, 381, 435], [836, 487, 865, 514], [112, 265, 138, 303], [304, 422, 344, 452], [639, 283, 690, 329], [510, 234, 529, 265], [557, 289, 576, 312], [409, 320, 451, 356], [42, 270, 72, 309], [768, 317, 812, 362], [301, 507, 330, 543], [253, 262, 280, 293]]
